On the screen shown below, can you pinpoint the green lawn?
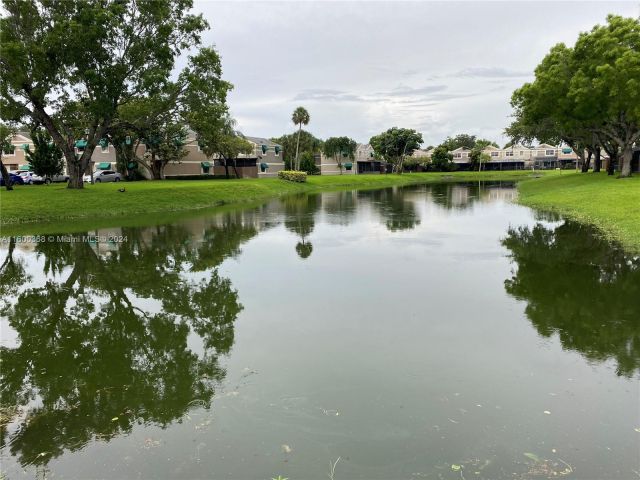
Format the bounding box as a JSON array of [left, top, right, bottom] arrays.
[[516, 171, 640, 252], [1, 170, 638, 252]]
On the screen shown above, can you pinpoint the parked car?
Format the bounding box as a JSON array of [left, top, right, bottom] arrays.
[[17, 171, 43, 184], [0, 173, 25, 186], [43, 173, 70, 184], [86, 170, 122, 183]]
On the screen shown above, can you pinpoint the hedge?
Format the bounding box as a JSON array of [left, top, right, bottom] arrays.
[[278, 170, 307, 182]]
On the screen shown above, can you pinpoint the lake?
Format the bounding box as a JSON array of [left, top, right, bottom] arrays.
[[1, 181, 638, 480]]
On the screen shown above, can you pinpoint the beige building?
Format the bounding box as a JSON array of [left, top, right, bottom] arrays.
[[318, 152, 356, 175], [447, 144, 582, 170], [162, 134, 284, 178], [3, 132, 119, 174], [3, 132, 284, 179]]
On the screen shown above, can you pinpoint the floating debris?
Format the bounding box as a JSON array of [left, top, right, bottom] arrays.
[[281, 444, 292, 454], [111, 417, 119, 421], [523, 452, 541, 462], [451, 464, 461, 471], [543, 410, 551, 415]]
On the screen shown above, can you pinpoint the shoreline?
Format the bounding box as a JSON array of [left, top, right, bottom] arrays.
[[1, 171, 638, 252]]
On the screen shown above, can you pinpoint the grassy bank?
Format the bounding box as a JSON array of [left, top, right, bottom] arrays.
[[0, 170, 537, 233], [1, 170, 638, 252], [516, 171, 640, 252]]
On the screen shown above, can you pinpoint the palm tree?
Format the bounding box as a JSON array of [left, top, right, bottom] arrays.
[[291, 106, 310, 171]]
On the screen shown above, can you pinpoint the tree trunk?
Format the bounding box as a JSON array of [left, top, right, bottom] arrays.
[[619, 145, 633, 178], [223, 159, 230, 179], [67, 161, 84, 188], [294, 124, 301, 171], [232, 159, 239, 178], [0, 159, 14, 191], [581, 151, 592, 173], [593, 147, 601, 173], [607, 153, 616, 175]]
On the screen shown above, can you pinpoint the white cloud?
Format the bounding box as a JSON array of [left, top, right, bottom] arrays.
[[192, 1, 638, 145]]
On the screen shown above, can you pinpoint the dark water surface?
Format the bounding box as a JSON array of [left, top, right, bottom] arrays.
[[1, 182, 638, 479]]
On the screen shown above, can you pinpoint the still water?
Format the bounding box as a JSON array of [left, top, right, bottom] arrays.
[[0, 182, 638, 480]]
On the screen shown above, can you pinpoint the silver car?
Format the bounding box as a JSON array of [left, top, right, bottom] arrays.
[[89, 170, 122, 183]]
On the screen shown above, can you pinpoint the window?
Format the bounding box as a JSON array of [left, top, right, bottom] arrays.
[[3, 145, 15, 156], [101, 145, 109, 154], [520, 151, 525, 156], [545, 149, 555, 156], [491, 151, 499, 157], [505, 151, 514, 157], [461, 152, 468, 158], [453, 153, 462, 159]]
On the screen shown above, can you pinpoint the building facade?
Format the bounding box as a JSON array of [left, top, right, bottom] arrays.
[[3, 132, 284, 179]]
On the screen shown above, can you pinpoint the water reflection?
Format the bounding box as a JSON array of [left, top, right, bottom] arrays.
[[0, 213, 259, 467], [283, 194, 320, 259], [502, 221, 640, 377]]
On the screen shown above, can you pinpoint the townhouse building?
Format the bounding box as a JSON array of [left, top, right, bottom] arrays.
[[3, 132, 284, 179]]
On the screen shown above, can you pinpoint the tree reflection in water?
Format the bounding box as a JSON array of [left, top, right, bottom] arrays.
[[502, 221, 640, 377], [0, 214, 258, 467]]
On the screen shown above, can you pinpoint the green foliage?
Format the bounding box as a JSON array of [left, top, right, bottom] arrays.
[[440, 134, 478, 151], [323, 136, 357, 174], [271, 130, 323, 169], [278, 170, 308, 182], [369, 127, 423, 173], [508, 15, 640, 177], [25, 130, 64, 178], [323, 136, 357, 160], [0, 0, 211, 187], [430, 145, 455, 171], [292, 106, 310, 128], [299, 151, 319, 175], [0, 122, 17, 190]]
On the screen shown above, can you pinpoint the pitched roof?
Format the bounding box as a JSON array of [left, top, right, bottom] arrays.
[[243, 136, 281, 147]]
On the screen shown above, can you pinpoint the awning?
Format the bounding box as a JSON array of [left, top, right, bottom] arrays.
[[260, 162, 269, 172], [562, 147, 572, 154], [344, 162, 353, 170], [274, 146, 281, 154], [19, 164, 31, 171], [97, 162, 111, 170], [127, 162, 137, 169], [22, 143, 30, 151], [261, 144, 268, 154], [99, 138, 108, 148], [201, 161, 211, 168]]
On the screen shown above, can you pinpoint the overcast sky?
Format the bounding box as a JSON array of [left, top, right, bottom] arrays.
[[192, 1, 638, 147]]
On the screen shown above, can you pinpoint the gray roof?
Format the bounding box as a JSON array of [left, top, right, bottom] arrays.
[[243, 136, 281, 147]]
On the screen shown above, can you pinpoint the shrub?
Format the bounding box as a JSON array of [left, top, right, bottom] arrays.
[[278, 170, 307, 182]]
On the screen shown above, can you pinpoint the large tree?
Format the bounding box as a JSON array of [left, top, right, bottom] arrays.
[[507, 15, 640, 177], [0, 0, 209, 188], [369, 127, 423, 174], [271, 130, 323, 170], [323, 136, 357, 174], [291, 106, 310, 171], [104, 47, 232, 180]]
